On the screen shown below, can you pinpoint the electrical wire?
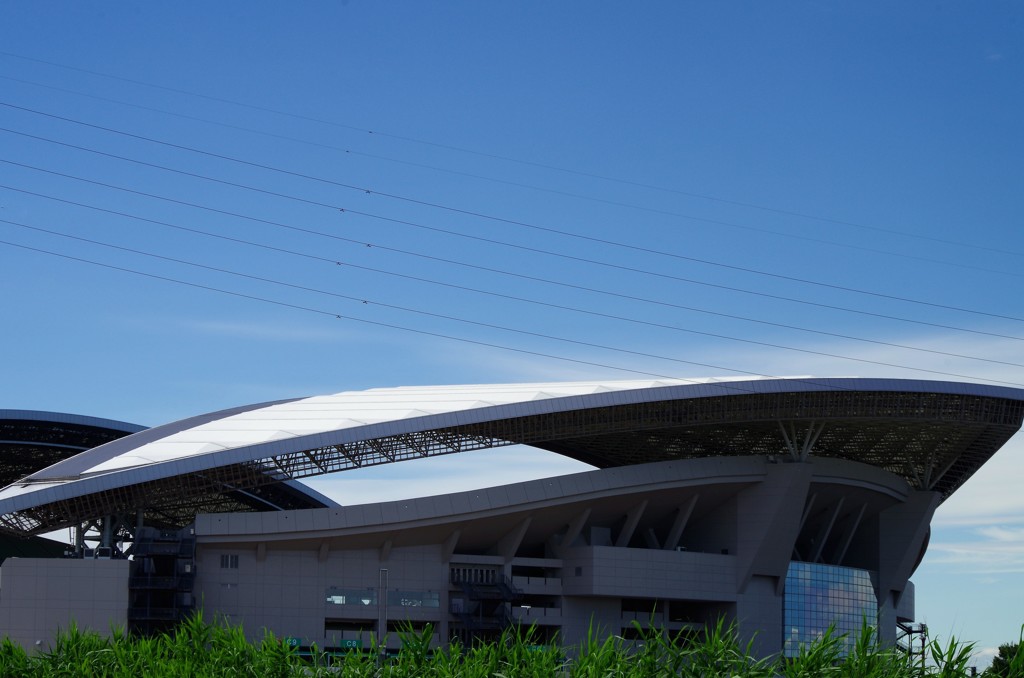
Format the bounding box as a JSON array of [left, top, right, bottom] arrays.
[[5, 158, 1024, 345], [0, 236, 834, 391], [8, 182, 1024, 372], [4, 96, 1021, 392], [3, 104, 1022, 318], [1, 50, 1015, 260], [4, 221, 1023, 389], [7, 208, 1024, 372], [3, 74, 1022, 275]]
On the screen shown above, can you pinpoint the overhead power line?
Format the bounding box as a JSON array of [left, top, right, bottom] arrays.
[[6, 155, 1024, 344], [8, 212, 1024, 373], [7, 182, 1024, 367], [0, 50, 1014, 261], [0, 236, 838, 391], [3, 220, 1023, 389], [3, 74, 1021, 275], [2, 112, 1022, 323]]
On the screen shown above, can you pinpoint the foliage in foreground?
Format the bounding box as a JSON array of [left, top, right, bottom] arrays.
[[0, 613, 1018, 677], [984, 629, 1024, 677]]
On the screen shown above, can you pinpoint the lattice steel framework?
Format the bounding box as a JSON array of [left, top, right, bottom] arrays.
[[0, 418, 136, 488], [2, 390, 1021, 536]]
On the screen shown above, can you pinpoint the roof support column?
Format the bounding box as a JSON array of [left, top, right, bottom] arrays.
[[833, 502, 867, 566], [615, 500, 648, 547], [778, 421, 826, 462], [736, 460, 813, 594], [662, 495, 698, 551], [811, 497, 844, 563], [552, 508, 591, 557], [876, 490, 939, 646], [925, 453, 962, 493], [792, 493, 817, 561], [441, 530, 461, 561], [734, 461, 813, 660], [496, 518, 531, 562]]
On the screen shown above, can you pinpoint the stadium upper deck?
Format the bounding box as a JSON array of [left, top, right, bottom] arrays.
[[1, 377, 1021, 536]]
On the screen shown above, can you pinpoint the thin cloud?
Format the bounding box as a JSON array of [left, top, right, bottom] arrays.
[[977, 526, 1024, 542], [304, 445, 593, 506], [182, 319, 357, 342], [925, 526, 1024, 574]]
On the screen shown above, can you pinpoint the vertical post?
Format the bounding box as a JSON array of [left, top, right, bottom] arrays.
[[921, 624, 928, 673], [378, 568, 389, 660], [100, 515, 113, 548]]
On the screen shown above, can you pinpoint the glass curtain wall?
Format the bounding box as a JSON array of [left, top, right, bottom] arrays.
[[783, 561, 877, 657]]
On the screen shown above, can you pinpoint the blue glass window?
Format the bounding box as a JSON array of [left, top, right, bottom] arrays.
[[782, 561, 877, 657]]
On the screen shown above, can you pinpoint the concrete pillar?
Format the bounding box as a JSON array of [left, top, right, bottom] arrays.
[[735, 461, 813, 593], [733, 461, 813, 658], [736, 575, 783, 659], [876, 490, 939, 645]]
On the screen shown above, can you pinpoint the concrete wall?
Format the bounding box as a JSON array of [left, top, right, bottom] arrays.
[[0, 456, 931, 657], [559, 596, 621, 648], [186, 457, 933, 658], [0, 557, 129, 650], [561, 546, 736, 601], [196, 543, 447, 648]]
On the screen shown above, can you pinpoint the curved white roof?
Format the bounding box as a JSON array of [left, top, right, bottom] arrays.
[[29, 377, 756, 480], [2, 376, 1022, 535]]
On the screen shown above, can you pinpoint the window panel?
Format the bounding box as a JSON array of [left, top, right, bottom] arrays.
[[782, 561, 877, 658]]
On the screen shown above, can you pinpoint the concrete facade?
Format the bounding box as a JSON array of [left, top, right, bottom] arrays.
[[0, 558, 129, 649], [1, 378, 1021, 656], [185, 456, 924, 656]]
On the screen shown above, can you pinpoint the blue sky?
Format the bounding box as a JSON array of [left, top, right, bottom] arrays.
[[1, 1, 1022, 667]]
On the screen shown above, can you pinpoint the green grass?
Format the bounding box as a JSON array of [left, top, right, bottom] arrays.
[[0, 613, 1016, 677]]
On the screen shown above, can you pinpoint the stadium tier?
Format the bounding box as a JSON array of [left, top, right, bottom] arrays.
[[0, 377, 1021, 656]]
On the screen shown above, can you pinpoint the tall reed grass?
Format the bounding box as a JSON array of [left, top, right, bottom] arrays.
[[0, 613, 1016, 677]]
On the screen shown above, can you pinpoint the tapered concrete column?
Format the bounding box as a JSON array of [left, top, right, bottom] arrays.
[[735, 461, 813, 593], [734, 461, 813, 658], [876, 490, 939, 645]]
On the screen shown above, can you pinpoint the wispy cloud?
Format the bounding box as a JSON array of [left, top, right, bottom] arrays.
[[978, 526, 1024, 542], [933, 446, 1024, 527], [719, 331, 1024, 387], [180, 319, 358, 342], [304, 446, 593, 506], [925, 524, 1024, 574]]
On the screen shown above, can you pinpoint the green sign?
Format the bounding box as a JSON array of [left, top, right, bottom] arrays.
[[338, 639, 362, 649], [284, 637, 301, 648]]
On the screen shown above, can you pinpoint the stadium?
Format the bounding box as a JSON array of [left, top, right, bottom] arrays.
[[0, 376, 1021, 658]]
